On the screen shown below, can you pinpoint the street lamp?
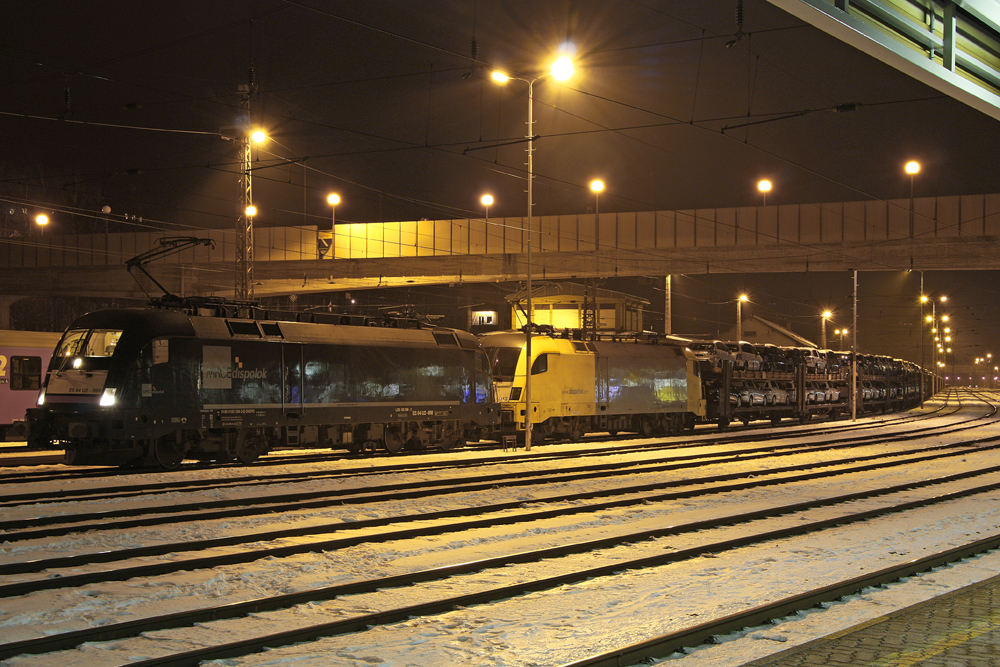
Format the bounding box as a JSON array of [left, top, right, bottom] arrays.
[[492, 55, 574, 450], [905, 160, 920, 238], [757, 179, 772, 206], [835, 327, 848, 350], [321, 193, 340, 259], [590, 178, 604, 253], [737, 294, 749, 342], [479, 194, 493, 255], [821, 310, 832, 348]]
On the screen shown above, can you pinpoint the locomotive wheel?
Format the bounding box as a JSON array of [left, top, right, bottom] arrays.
[[154, 436, 186, 470], [383, 430, 404, 454], [640, 419, 655, 437], [235, 429, 267, 464], [438, 433, 465, 451], [568, 419, 586, 442]]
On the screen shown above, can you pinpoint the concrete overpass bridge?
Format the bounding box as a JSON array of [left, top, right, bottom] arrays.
[[1, 193, 998, 321]]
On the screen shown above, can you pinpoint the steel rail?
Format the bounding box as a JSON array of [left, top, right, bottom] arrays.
[[0, 402, 989, 540], [2, 439, 1000, 599], [27, 478, 1000, 667]]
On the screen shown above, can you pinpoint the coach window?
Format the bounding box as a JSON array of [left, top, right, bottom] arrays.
[[10, 356, 42, 391]]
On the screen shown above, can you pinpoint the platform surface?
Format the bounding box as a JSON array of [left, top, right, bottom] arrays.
[[745, 573, 1000, 666]]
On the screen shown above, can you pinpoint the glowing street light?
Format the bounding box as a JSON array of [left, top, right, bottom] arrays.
[[737, 294, 749, 342], [905, 160, 920, 238], [320, 193, 340, 259], [834, 328, 849, 349], [492, 54, 575, 450], [590, 179, 604, 249], [821, 310, 833, 348], [757, 179, 772, 206]]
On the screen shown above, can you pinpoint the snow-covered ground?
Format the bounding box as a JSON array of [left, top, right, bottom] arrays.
[[2, 400, 1000, 667]]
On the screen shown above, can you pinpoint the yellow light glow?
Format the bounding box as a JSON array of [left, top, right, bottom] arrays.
[[491, 71, 510, 83], [35, 214, 49, 226], [822, 311, 832, 319], [590, 179, 604, 194], [757, 179, 772, 193], [550, 56, 574, 81], [245, 205, 257, 216], [905, 160, 920, 175], [481, 194, 494, 207], [251, 130, 267, 143], [327, 193, 341, 206]]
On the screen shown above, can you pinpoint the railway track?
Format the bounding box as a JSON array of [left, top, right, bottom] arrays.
[[4, 451, 1000, 663], [0, 388, 976, 509], [1, 392, 997, 665], [0, 400, 993, 544]]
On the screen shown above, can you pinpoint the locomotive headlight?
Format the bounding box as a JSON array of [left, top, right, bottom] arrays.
[[99, 388, 117, 407], [72, 357, 82, 369]]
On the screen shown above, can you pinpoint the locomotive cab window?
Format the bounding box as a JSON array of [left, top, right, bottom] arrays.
[[54, 329, 124, 366], [483, 347, 521, 382]]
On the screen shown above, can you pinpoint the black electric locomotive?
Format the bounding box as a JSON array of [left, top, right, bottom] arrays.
[[23, 307, 498, 468]]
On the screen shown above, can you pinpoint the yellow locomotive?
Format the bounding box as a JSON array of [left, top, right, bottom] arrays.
[[479, 329, 705, 444]]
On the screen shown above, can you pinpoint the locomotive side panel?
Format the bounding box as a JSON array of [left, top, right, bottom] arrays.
[[25, 308, 498, 467], [592, 342, 690, 415]]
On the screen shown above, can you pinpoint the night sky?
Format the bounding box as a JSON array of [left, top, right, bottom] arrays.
[[3, 1, 1000, 370]]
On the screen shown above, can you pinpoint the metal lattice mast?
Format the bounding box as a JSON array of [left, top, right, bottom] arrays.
[[235, 76, 255, 303]]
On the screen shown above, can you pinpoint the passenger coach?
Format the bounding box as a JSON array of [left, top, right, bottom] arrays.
[[0, 330, 62, 442]]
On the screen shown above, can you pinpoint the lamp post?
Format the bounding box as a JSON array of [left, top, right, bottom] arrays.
[[480, 194, 493, 255], [905, 160, 920, 238], [235, 129, 267, 304], [757, 179, 772, 206], [35, 214, 49, 236], [835, 328, 848, 350], [737, 294, 748, 342], [492, 55, 574, 450], [590, 179, 604, 247], [321, 193, 340, 259], [821, 310, 832, 348]]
